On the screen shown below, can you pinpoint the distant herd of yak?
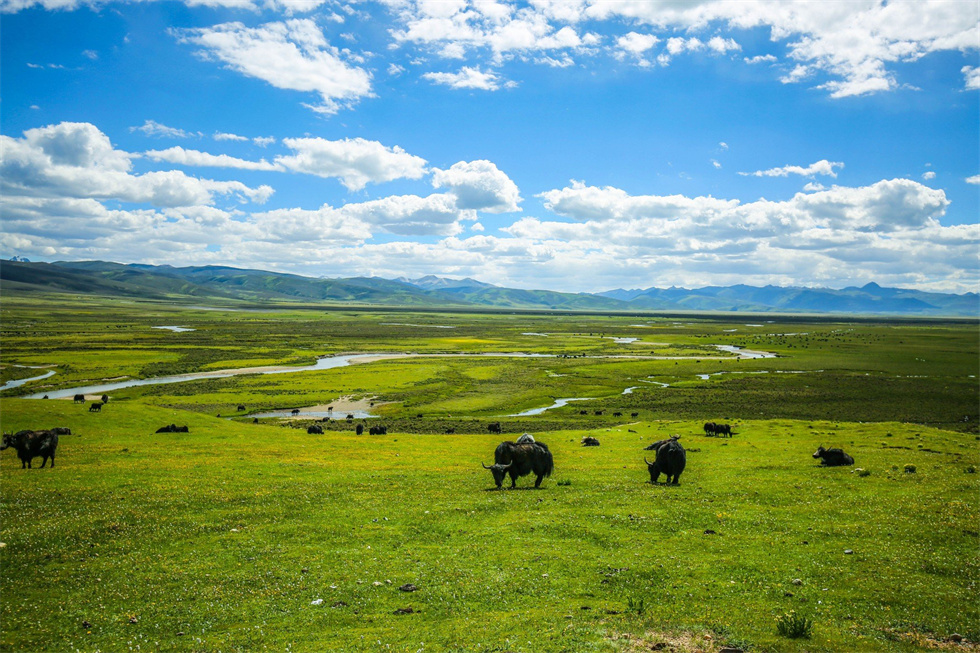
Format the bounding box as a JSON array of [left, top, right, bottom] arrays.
[[3, 397, 856, 482]]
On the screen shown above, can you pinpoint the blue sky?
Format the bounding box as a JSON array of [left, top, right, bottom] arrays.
[[2, 0, 978, 293]]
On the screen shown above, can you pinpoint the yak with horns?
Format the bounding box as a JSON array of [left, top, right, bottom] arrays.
[[644, 436, 686, 485], [483, 440, 554, 489]]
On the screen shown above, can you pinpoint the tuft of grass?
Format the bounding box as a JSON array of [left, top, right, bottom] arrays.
[[556, 479, 572, 486], [775, 611, 813, 639]]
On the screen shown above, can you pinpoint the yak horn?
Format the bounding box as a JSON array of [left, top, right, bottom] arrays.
[[482, 462, 492, 469], [644, 457, 652, 466]]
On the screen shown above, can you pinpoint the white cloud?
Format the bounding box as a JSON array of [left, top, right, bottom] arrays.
[[922, 171, 936, 180], [174, 19, 372, 115], [1, 122, 273, 211], [144, 146, 282, 171], [131, 120, 201, 139], [82, 49, 98, 60], [718, 141, 728, 150], [431, 159, 521, 212], [739, 159, 844, 178], [275, 137, 428, 191], [966, 174, 980, 185], [253, 136, 276, 147], [711, 159, 721, 169], [615, 31, 659, 62], [340, 193, 474, 236], [744, 54, 777, 64], [423, 66, 511, 90], [803, 182, 826, 192], [963, 65, 980, 90], [214, 132, 249, 142]]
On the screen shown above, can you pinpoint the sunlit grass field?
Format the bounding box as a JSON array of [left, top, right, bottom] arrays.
[[1, 296, 977, 652]]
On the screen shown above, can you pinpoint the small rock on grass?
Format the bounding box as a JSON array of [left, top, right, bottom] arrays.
[[399, 583, 418, 592]]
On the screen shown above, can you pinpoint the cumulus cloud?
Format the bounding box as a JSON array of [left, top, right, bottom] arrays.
[[145, 146, 282, 171], [340, 192, 475, 236], [275, 137, 428, 190], [131, 120, 201, 139], [423, 66, 512, 90], [174, 19, 372, 115], [739, 159, 844, 178], [966, 174, 980, 185], [214, 132, 249, 142], [744, 54, 777, 64], [963, 65, 980, 90], [431, 160, 521, 212], [922, 171, 936, 180], [1, 122, 273, 212], [615, 31, 659, 64]]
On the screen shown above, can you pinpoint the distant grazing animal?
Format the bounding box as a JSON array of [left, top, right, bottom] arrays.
[[645, 438, 686, 485], [237, 404, 245, 411], [812, 446, 854, 466], [516, 433, 536, 444], [73, 394, 85, 404], [703, 422, 716, 436], [613, 412, 622, 417], [2, 430, 59, 469], [445, 428, 455, 434], [88, 402, 102, 412], [307, 424, 324, 435], [346, 414, 354, 421], [703, 422, 732, 437], [327, 406, 333, 412], [155, 424, 189, 433], [356, 424, 364, 435], [594, 410, 604, 416], [631, 412, 639, 418], [488, 422, 502, 434], [42, 395, 49, 400], [253, 418, 259, 424], [369, 425, 388, 435], [291, 409, 300, 416], [482, 440, 554, 489], [101, 394, 109, 404], [579, 410, 588, 415], [581, 436, 600, 446], [51, 427, 71, 435]]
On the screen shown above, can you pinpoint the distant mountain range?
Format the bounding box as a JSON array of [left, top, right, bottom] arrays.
[[2, 259, 976, 316]]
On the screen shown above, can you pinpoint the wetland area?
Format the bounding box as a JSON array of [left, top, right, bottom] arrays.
[[0, 294, 977, 652]]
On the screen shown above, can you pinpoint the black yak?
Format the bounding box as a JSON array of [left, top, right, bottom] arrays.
[[237, 404, 246, 411], [155, 424, 189, 433], [369, 425, 388, 435], [581, 436, 600, 446], [703, 422, 715, 436], [356, 424, 364, 435], [2, 430, 59, 469], [101, 394, 109, 404], [488, 422, 502, 434], [813, 446, 854, 466], [52, 427, 71, 435], [73, 394, 85, 403], [307, 424, 324, 434], [89, 402, 102, 412], [482, 440, 554, 489], [291, 409, 300, 416], [644, 436, 686, 485]]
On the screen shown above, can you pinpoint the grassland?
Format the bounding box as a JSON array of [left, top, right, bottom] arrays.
[[1, 295, 977, 652]]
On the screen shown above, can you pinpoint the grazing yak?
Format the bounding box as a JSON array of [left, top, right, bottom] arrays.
[[482, 440, 554, 489], [2, 430, 59, 469], [73, 394, 85, 403], [52, 427, 71, 435], [89, 402, 102, 412], [644, 436, 686, 485], [237, 404, 246, 411], [813, 446, 854, 466], [356, 424, 364, 435], [581, 436, 600, 446], [487, 422, 502, 434], [156, 424, 189, 433], [703, 422, 732, 437], [307, 424, 324, 434], [290, 409, 301, 416], [369, 425, 388, 435]]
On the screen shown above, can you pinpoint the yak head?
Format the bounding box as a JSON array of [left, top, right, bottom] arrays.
[[643, 457, 660, 483], [1, 433, 13, 450], [482, 461, 512, 488], [812, 446, 826, 459]]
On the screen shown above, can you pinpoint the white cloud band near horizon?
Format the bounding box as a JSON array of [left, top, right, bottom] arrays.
[[2, 121, 976, 294]]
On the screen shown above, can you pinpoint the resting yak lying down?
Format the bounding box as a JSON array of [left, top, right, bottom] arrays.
[[813, 446, 854, 466]]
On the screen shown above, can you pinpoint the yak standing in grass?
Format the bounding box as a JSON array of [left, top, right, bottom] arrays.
[[483, 440, 553, 489], [644, 436, 686, 485], [2, 430, 59, 469], [813, 446, 854, 466]]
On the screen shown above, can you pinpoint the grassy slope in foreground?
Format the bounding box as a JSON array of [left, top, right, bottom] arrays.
[[1, 399, 977, 653]]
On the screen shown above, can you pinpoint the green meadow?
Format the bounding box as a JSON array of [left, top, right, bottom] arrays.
[[1, 295, 977, 652]]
